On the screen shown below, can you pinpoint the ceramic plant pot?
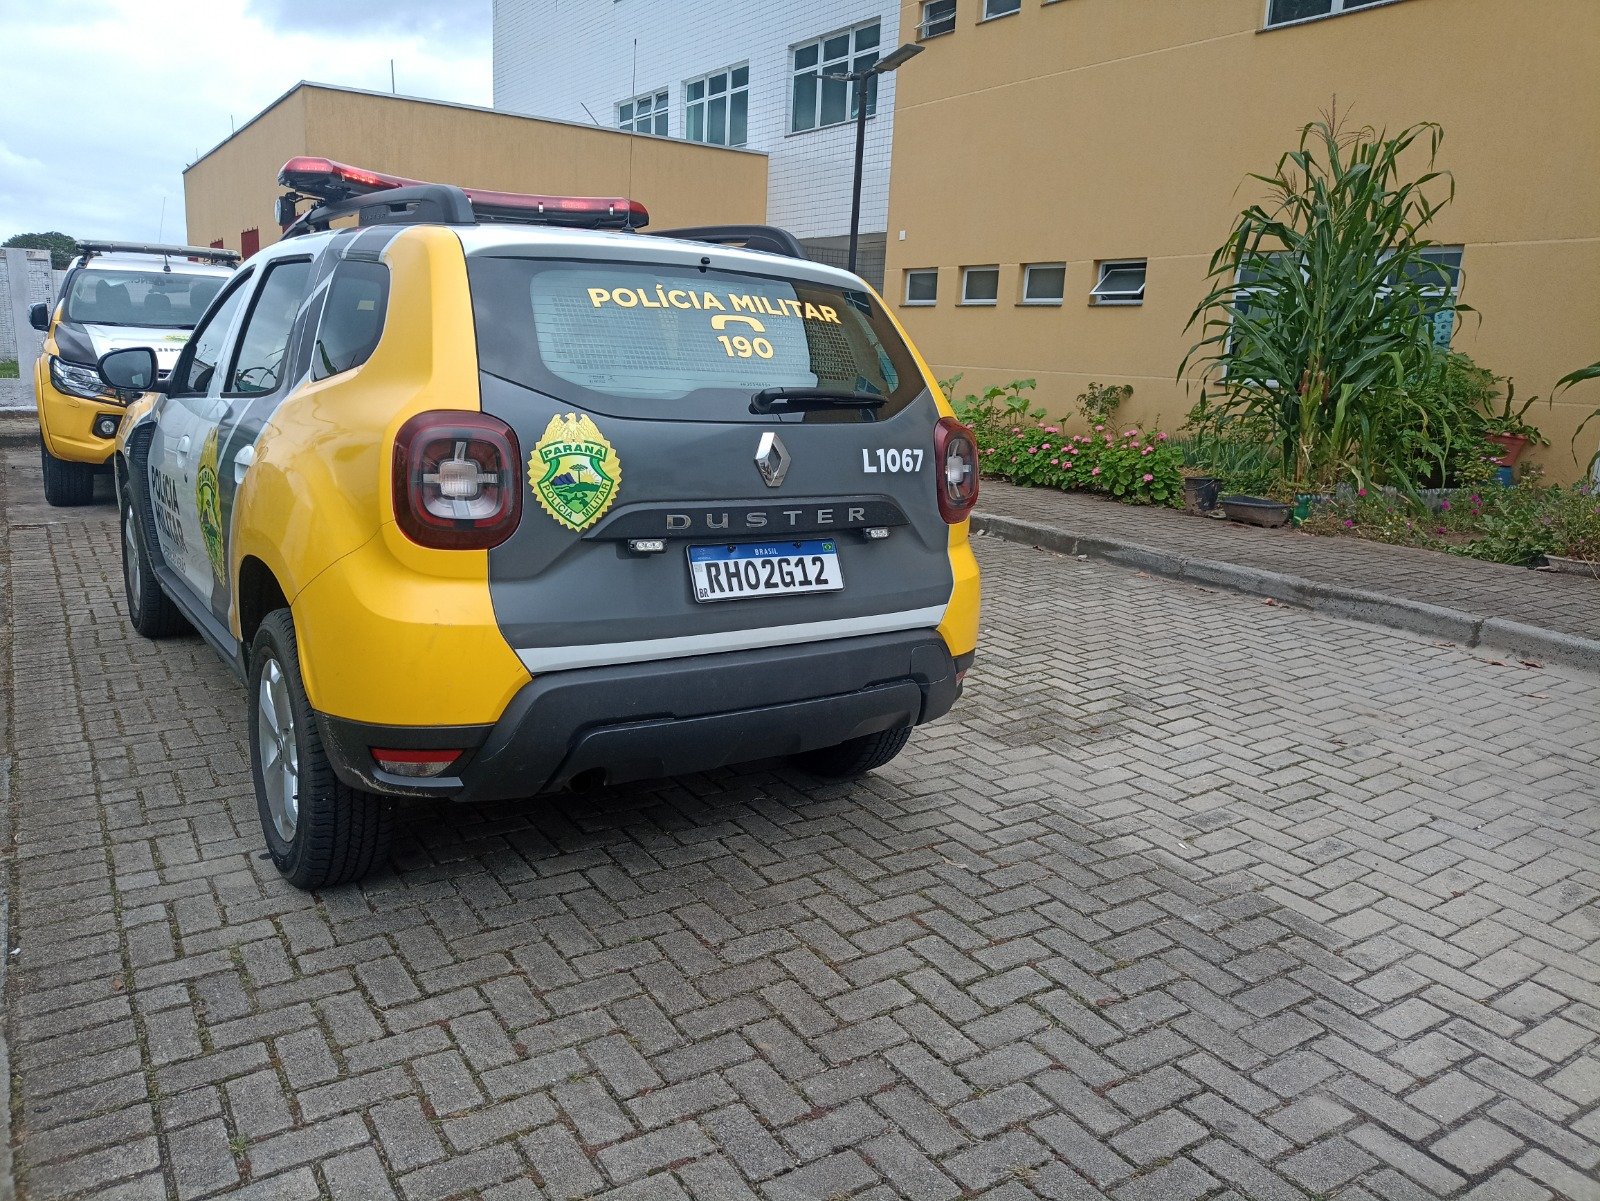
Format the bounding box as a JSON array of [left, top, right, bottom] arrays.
[[1220, 494, 1292, 529]]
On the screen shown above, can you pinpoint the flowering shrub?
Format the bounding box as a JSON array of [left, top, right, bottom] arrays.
[[980, 423, 1183, 507]]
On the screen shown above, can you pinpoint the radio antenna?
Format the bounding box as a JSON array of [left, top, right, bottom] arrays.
[[625, 37, 638, 229]]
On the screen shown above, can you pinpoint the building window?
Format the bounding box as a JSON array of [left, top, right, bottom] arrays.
[[1385, 246, 1463, 347], [1022, 264, 1065, 305], [920, 0, 957, 38], [792, 22, 880, 133], [961, 266, 999, 305], [685, 65, 748, 146], [618, 89, 669, 136], [905, 269, 938, 306], [1265, 0, 1391, 28], [1090, 260, 1146, 306], [983, 0, 1022, 18]]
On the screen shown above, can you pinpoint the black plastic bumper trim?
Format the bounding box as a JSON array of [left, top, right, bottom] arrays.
[[315, 629, 959, 801]]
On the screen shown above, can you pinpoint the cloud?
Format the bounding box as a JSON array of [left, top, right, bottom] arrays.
[[0, 0, 490, 243], [246, 0, 490, 43]]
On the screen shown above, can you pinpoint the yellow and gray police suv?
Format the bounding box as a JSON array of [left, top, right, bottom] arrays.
[[97, 158, 980, 889], [32, 241, 238, 505]]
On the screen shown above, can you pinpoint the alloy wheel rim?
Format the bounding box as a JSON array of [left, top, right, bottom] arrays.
[[257, 659, 299, 843], [123, 511, 141, 607]]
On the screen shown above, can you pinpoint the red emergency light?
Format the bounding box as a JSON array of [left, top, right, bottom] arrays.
[[277, 156, 649, 229]]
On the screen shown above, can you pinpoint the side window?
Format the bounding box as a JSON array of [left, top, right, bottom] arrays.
[[226, 259, 314, 396], [168, 271, 253, 397], [311, 260, 390, 381]]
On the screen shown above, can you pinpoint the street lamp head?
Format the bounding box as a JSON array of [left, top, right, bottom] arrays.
[[872, 42, 924, 74]]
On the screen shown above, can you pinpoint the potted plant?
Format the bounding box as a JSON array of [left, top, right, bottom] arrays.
[[1480, 381, 1548, 467], [1179, 467, 1220, 514]]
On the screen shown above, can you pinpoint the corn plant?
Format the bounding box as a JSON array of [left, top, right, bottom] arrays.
[[1554, 360, 1600, 474], [1180, 118, 1472, 492]]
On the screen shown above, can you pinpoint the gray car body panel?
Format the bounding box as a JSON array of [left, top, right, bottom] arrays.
[[463, 231, 955, 666]]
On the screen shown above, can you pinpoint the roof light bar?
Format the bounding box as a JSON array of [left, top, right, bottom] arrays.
[[276, 156, 649, 229]]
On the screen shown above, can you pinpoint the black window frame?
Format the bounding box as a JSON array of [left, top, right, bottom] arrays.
[[309, 259, 393, 382], [222, 256, 317, 399], [166, 267, 256, 399]]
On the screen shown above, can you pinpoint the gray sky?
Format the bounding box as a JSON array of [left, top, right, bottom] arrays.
[[0, 0, 491, 244]]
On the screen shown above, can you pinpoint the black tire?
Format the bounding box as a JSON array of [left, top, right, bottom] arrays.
[[248, 610, 394, 889], [120, 485, 189, 638], [792, 726, 912, 779], [41, 442, 95, 507]]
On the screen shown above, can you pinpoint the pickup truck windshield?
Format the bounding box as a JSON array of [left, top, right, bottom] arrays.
[[469, 257, 923, 422], [63, 269, 225, 329]]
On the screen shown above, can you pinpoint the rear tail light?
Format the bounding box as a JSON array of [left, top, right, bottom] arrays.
[[393, 411, 522, 549], [372, 748, 461, 778], [933, 416, 980, 524]]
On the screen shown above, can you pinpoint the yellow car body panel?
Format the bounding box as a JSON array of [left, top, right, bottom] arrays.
[[226, 225, 529, 725], [35, 319, 125, 465], [877, 291, 982, 660]]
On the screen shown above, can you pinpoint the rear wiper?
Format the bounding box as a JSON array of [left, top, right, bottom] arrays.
[[750, 387, 886, 415]]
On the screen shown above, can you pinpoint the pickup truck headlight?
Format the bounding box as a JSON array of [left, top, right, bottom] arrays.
[[49, 356, 117, 402]]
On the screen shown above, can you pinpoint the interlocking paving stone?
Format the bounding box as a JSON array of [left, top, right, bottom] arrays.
[[2, 445, 1598, 1199]]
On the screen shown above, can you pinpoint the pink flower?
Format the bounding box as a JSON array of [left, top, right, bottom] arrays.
[[1358, 488, 1367, 497], [1063, 461, 1073, 469], [1142, 447, 1153, 456], [1440, 499, 1451, 511], [1044, 426, 1060, 434], [1027, 447, 1038, 455], [1041, 443, 1051, 450], [1051, 459, 1060, 466], [1091, 467, 1101, 476], [1124, 429, 1138, 439], [1344, 519, 1354, 528], [1094, 424, 1104, 432], [1157, 432, 1169, 442], [1142, 473, 1154, 482]]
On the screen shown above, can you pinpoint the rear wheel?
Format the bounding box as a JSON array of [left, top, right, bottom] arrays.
[[40, 443, 95, 506], [791, 726, 912, 779], [121, 485, 189, 638], [248, 610, 394, 889]]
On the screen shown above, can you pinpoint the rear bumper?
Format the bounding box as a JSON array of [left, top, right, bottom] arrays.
[[316, 630, 967, 801]]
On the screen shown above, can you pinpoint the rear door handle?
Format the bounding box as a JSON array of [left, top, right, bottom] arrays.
[[234, 443, 255, 485], [176, 434, 192, 460]]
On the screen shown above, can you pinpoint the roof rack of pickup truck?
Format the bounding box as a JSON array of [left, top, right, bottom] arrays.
[[273, 157, 808, 262], [77, 241, 241, 265]]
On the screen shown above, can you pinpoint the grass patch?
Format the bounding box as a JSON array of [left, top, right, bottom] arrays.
[[0, 360, 17, 379]]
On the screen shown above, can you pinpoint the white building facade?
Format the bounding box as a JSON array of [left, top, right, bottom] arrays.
[[492, 0, 904, 285]]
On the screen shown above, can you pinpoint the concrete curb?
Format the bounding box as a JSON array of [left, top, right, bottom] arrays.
[[973, 511, 1600, 673]]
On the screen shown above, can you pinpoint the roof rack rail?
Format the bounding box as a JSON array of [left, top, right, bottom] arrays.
[[282, 185, 477, 239], [649, 225, 806, 261], [77, 240, 241, 265]]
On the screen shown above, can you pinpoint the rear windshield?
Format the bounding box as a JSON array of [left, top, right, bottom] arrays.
[[469, 257, 924, 421], [63, 269, 226, 329]]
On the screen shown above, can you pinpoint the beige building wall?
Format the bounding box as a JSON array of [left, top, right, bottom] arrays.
[[184, 83, 768, 258], [885, 0, 1600, 481]]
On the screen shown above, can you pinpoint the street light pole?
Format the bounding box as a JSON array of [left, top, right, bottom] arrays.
[[827, 42, 923, 278], [847, 72, 870, 275]]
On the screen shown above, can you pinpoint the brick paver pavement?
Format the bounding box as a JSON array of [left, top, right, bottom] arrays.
[[977, 480, 1600, 646], [3, 448, 1598, 1200]]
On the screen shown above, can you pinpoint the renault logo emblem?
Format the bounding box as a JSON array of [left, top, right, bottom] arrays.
[[755, 432, 791, 487]]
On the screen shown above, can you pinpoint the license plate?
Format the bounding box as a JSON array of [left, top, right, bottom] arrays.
[[688, 540, 844, 603]]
